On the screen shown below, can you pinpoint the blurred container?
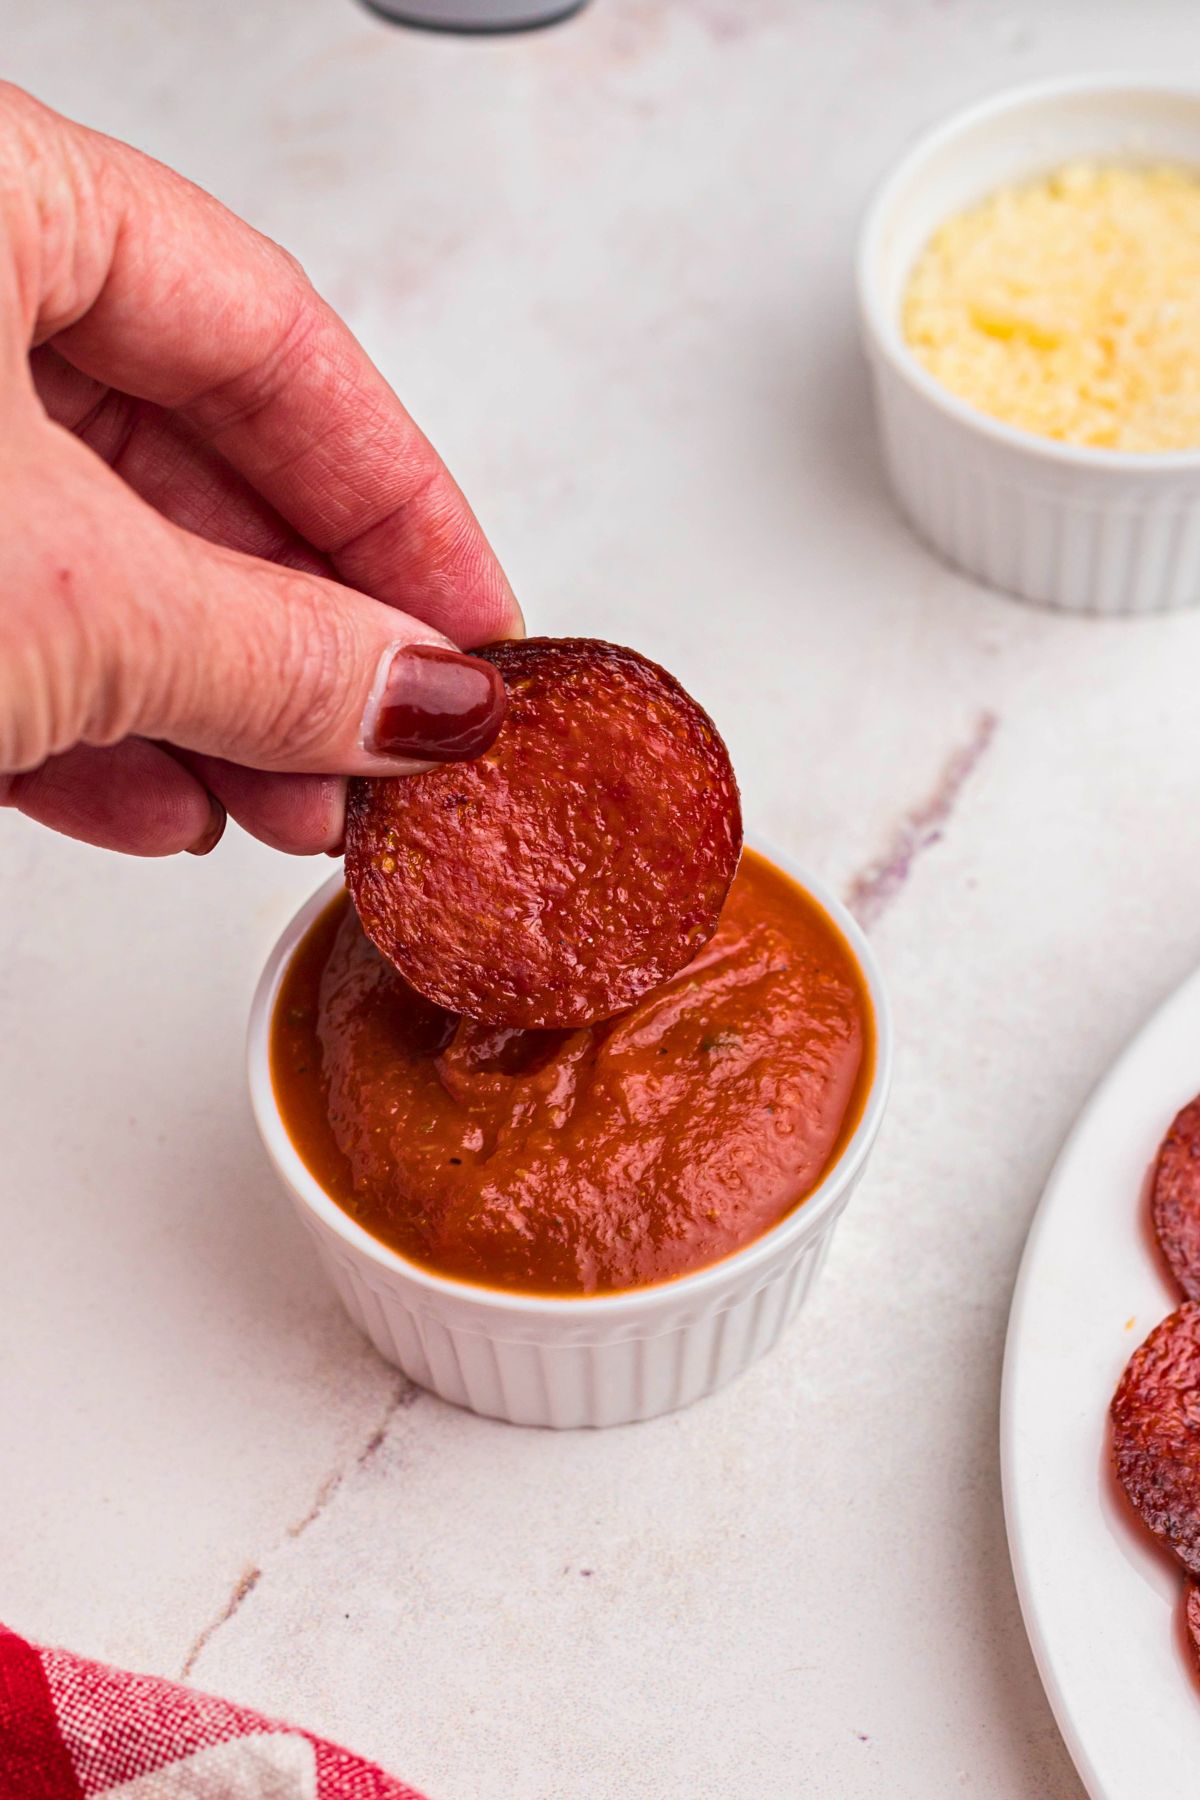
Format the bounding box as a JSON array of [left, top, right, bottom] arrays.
[[367, 0, 588, 29]]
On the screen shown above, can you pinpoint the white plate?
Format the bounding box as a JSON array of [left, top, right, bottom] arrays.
[[1002, 964, 1200, 1799]]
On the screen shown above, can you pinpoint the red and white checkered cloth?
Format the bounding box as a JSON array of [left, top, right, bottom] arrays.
[[0, 1623, 427, 1799]]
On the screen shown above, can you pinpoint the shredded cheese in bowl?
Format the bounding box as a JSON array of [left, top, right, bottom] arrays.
[[903, 163, 1200, 452]]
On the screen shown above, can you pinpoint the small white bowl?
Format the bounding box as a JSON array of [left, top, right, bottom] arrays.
[[246, 851, 892, 1429], [858, 76, 1200, 615]]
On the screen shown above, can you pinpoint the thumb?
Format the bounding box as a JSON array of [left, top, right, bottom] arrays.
[[3, 430, 509, 779], [148, 533, 510, 776]]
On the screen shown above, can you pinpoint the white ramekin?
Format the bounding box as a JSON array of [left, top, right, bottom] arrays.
[[247, 851, 892, 1429], [858, 77, 1200, 615]]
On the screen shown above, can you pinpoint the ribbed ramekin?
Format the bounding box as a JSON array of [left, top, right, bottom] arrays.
[[247, 852, 892, 1429], [858, 77, 1200, 615]]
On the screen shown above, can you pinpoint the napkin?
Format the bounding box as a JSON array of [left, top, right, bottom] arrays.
[[0, 1622, 426, 1799]]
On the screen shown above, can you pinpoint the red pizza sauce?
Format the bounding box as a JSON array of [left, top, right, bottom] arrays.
[[271, 850, 874, 1297]]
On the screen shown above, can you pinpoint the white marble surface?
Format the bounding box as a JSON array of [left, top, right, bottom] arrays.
[[6, 3, 1200, 1794]]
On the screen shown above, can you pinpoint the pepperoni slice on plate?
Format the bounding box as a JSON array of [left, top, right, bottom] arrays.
[[1186, 1582, 1200, 1671], [1112, 1303, 1200, 1576], [1152, 1096, 1200, 1301], [345, 637, 742, 1029]]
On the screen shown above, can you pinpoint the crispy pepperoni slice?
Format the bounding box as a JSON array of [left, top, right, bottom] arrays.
[[1152, 1097, 1200, 1301], [345, 638, 742, 1028], [1186, 1582, 1200, 1672], [1112, 1304, 1200, 1576]]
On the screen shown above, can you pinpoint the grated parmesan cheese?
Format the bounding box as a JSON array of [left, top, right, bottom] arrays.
[[902, 162, 1200, 452]]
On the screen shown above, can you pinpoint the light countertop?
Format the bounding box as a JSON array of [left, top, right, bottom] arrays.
[[5, 3, 1200, 1794]]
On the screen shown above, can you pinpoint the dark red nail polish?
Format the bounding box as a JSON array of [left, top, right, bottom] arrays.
[[369, 644, 507, 762], [186, 798, 227, 857]]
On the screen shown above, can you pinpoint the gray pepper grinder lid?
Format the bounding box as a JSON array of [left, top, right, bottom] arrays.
[[364, 0, 589, 30]]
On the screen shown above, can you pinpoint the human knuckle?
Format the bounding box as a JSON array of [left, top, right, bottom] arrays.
[[271, 239, 311, 288], [0, 82, 48, 137], [197, 285, 327, 438]]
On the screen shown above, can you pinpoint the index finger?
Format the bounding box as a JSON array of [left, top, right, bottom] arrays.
[[5, 85, 520, 647]]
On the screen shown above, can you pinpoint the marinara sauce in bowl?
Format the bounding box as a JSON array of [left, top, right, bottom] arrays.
[[248, 846, 891, 1427]]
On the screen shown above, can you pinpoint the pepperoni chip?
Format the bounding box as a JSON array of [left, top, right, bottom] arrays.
[[345, 638, 742, 1029], [1152, 1097, 1200, 1301], [1187, 1583, 1200, 1672], [1111, 1304, 1200, 1575]]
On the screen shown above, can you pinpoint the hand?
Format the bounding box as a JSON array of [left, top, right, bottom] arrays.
[[0, 85, 521, 858]]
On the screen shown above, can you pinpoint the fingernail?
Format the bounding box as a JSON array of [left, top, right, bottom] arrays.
[[187, 798, 227, 857], [367, 644, 507, 762]]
